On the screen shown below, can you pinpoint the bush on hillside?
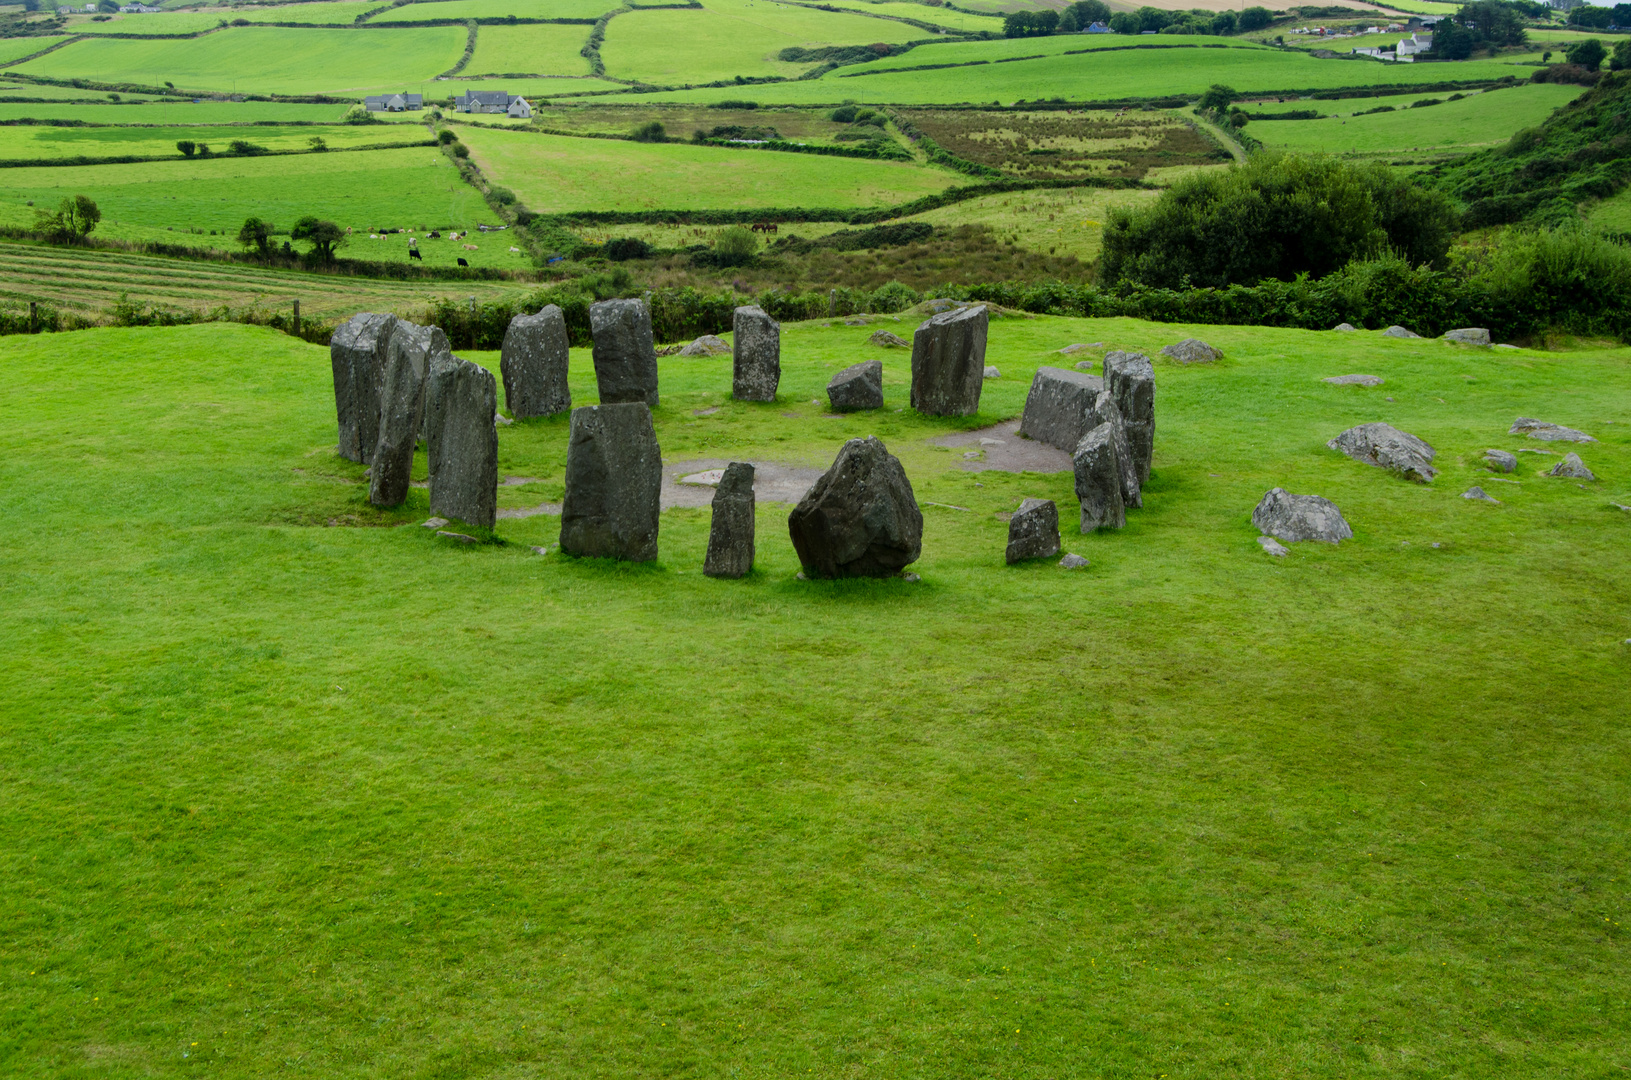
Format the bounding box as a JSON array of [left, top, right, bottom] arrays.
[[630, 121, 666, 143], [710, 226, 757, 267], [1101, 153, 1456, 288], [1238, 6, 1273, 30], [602, 236, 653, 261], [35, 195, 100, 242], [1566, 39, 1606, 71]]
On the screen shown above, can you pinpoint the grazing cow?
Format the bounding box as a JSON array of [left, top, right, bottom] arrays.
[[463, 244, 478, 251], [409, 248, 423, 260], [429, 231, 441, 238], [509, 245, 520, 253], [457, 257, 469, 267]]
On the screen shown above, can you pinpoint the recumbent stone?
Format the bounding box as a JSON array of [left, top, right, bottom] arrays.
[[331, 312, 396, 464], [559, 401, 662, 562], [788, 436, 922, 578], [426, 350, 498, 529], [703, 462, 755, 578], [1017, 366, 1103, 453], [1103, 350, 1155, 485], [1442, 327, 1491, 346], [1510, 417, 1596, 443], [1005, 498, 1060, 564], [589, 298, 659, 408], [1160, 338, 1220, 364], [827, 360, 884, 413], [910, 304, 988, 416], [732, 306, 781, 402], [1251, 487, 1352, 544], [1328, 422, 1437, 483], [500, 305, 571, 420], [1548, 453, 1595, 480], [1072, 423, 1125, 533], [369, 320, 445, 508], [679, 334, 730, 357], [1483, 449, 1517, 473]]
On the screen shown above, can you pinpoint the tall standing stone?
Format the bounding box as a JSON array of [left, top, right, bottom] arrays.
[[559, 402, 662, 562], [1072, 423, 1125, 532], [788, 436, 922, 578], [732, 306, 780, 402], [425, 351, 498, 528], [1103, 350, 1155, 485], [704, 462, 755, 578], [910, 304, 988, 416], [369, 321, 445, 508], [1017, 366, 1103, 452], [1084, 390, 1142, 510], [589, 298, 659, 408], [331, 312, 396, 463], [500, 304, 571, 419]]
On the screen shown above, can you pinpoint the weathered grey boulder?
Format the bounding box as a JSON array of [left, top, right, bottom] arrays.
[[787, 436, 922, 578], [1484, 449, 1517, 473], [1548, 453, 1596, 480], [1085, 390, 1142, 509], [1382, 325, 1420, 339], [1323, 373, 1383, 386], [369, 321, 444, 508], [910, 304, 988, 416], [1005, 498, 1060, 564], [589, 298, 659, 408], [1072, 423, 1125, 532], [559, 402, 662, 562], [1333, 322, 1356, 332], [1059, 553, 1089, 569], [1443, 327, 1491, 345], [425, 351, 498, 528], [331, 312, 396, 463], [827, 359, 884, 413], [1252, 488, 1352, 543], [678, 334, 730, 357], [704, 462, 755, 578], [868, 329, 909, 348], [1018, 366, 1103, 453], [1257, 535, 1290, 557], [500, 304, 570, 420], [1104, 350, 1155, 484], [1461, 486, 1499, 503], [983, 365, 1000, 379], [1160, 338, 1220, 364], [732, 306, 780, 402], [1328, 422, 1438, 483], [1511, 417, 1596, 443]]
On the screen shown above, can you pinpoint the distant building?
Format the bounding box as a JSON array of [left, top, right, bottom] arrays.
[[364, 92, 424, 112], [118, 2, 161, 10], [455, 90, 519, 114], [506, 96, 532, 119], [1084, 20, 1110, 33], [1396, 31, 1433, 57]]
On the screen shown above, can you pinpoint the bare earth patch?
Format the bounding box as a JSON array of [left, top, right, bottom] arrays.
[[932, 418, 1073, 473]]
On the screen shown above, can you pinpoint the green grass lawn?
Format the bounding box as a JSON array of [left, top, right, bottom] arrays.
[[1247, 82, 1584, 159], [368, 0, 622, 19], [601, 0, 928, 85], [10, 25, 468, 95], [1, 316, 1627, 1077], [0, 122, 427, 161], [456, 124, 959, 210], [0, 35, 67, 65], [465, 21, 593, 76], [1587, 184, 1631, 232], [0, 101, 353, 123]]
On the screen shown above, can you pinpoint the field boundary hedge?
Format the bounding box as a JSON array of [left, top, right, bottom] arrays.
[[0, 138, 434, 169], [0, 34, 81, 69]]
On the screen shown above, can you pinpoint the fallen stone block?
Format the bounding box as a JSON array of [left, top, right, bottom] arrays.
[[827, 359, 884, 413], [1323, 373, 1383, 386], [1160, 338, 1220, 364], [788, 436, 922, 578], [1548, 453, 1595, 480], [1328, 422, 1438, 483], [1442, 327, 1491, 345], [1510, 417, 1596, 443], [1018, 365, 1103, 453], [1251, 487, 1352, 543]]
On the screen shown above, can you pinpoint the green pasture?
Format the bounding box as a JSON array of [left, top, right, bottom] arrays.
[[513, 100, 859, 142], [57, 0, 382, 28], [0, 80, 161, 101], [1588, 185, 1631, 233], [899, 184, 1163, 260], [1248, 82, 1584, 159], [0, 36, 66, 65], [0, 100, 350, 123], [601, 0, 927, 85], [465, 22, 592, 76], [368, 0, 620, 19], [0, 122, 426, 161], [1, 318, 1628, 1077], [849, 30, 1258, 73], [815, 0, 1007, 33], [949, 0, 1056, 12], [457, 124, 957, 210], [10, 25, 467, 95], [0, 146, 506, 245], [1524, 27, 1626, 45]]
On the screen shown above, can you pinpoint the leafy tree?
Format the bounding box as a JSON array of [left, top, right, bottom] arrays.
[[307, 136, 327, 152], [1567, 37, 1606, 69], [1449, 1, 1528, 48], [96, 0, 119, 11], [1431, 21, 1475, 59], [343, 104, 370, 123], [1569, 4, 1613, 26], [176, 139, 196, 157], [1003, 10, 1058, 36], [1211, 11, 1237, 34], [1064, 0, 1110, 25], [630, 121, 667, 142], [195, 142, 210, 156], [1136, 5, 1171, 31], [1612, 38, 1631, 70], [1238, 6, 1273, 31], [712, 226, 757, 267], [291, 216, 344, 262], [451, 142, 469, 158], [237, 216, 274, 256], [1108, 10, 1139, 33], [1197, 84, 1238, 113], [1229, 110, 1249, 128], [36, 195, 101, 241], [228, 139, 266, 155], [829, 105, 859, 122], [437, 128, 457, 144]]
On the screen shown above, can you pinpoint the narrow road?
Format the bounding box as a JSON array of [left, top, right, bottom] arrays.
[[1186, 107, 1247, 163]]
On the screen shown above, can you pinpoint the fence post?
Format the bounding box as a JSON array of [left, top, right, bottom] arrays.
[[29, 300, 38, 334], [292, 299, 300, 336], [828, 289, 835, 317]]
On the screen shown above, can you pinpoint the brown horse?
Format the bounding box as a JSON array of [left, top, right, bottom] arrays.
[[750, 222, 778, 234]]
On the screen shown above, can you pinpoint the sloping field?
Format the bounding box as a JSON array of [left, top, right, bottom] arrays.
[[457, 125, 958, 210], [465, 22, 593, 76], [815, 0, 1007, 32], [0, 240, 532, 319], [0, 122, 427, 160], [1249, 82, 1585, 159], [369, 0, 621, 19], [58, 1, 383, 31], [0, 100, 351, 123], [0, 36, 67, 65], [10, 25, 467, 95], [851, 30, 1260, 71], [602, 0, 927, 85]]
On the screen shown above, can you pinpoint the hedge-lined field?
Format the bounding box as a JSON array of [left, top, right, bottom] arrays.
[[0, 36, 68, 65], [367, 0, 621, 20], [0, 122, 427, 161], [58, 1, 384, 31], [10, 25, 467, 95], [458, 125, 959, 211], [0, 101, 352, 123], [815, 0, 1007, 33], [465, 22, 594, 77]]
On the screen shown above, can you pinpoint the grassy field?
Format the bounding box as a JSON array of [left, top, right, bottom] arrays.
[[56, 1, 385, 31], [0, 147, 508, 251], [0, 100, 353, 123], [815, 0, 1007, 33], [1, 317, 1627, 1077], [898, 183, 1164, 260], [601, 0, 929, 85], [511, 101, 865, 142], [0, 122, 428, 161], [465, 22, 593, 76], [1247, 82, 1585, 160], [0, 36, 67, 65], [9, 26, 468, 95], [1587, 185, 1631, 233], [0, 239, 534, 321], [368, 0, 622, 19], [897, 106, 1224, 180], [457, 125, 958, 210]]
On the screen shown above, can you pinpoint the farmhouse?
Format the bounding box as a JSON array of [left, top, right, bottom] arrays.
[[117, 2, 160, 10], [1395, 31, 1433, 57], [364, 92, 424, 113], [454, 90, 531, 116]]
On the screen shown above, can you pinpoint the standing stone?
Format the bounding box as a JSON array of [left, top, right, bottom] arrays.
[[1328, 422, 1437, 483], [732, 306, 780, 402], [369, 321, 445, 508], [1085, 390, 1142, 510], [589, 298, 659, 408], [425, 351, 498, 529], [500, 305, 571, 419], [788, 436, 922, 578], [559, 402, 662, 562], [1017, 366, 1103, 453], [1251, 487, 1352, 543], [1005, 498, 1060, 563], [704, 462, 755, 578], [330, 312, 396, 463], [1103, 350, 1155, 485], [1072, 423, 1125, 532], [910, 304, 988, 416], [827, 360, 884, 413]]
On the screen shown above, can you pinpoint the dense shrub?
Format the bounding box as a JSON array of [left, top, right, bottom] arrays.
[[602, 236, 653, 261], [630, 121, 666, 143]]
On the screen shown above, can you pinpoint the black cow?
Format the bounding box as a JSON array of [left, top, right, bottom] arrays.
[[457, 257, 469, 267], [408, 247, 423, 261]]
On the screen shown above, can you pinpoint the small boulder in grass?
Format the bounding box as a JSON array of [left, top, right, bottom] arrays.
[[1159, 338, 1220, 364], [1548, 453, 1596, 480], [1323, 373, 1383, 387], [1483, 449, 1517, 473], [827, 359, 884, 413], [868, 329, 909, 349], [1328, 422, 1438, 483], [678, 334, 731, 358], [1332, 322, 1356, 332], [1257, 535, 1290, 557], [1252, 488, 1352, 544], [1059, 553, 1089, 569], [1383, 325, 1421, 339], [1511, 417, 1596, 443], [1442, 327, 1491, 346], [1004, 498, 1060, 564], [983, 365, 1000, 379], [1461, 486, 1500, 503]]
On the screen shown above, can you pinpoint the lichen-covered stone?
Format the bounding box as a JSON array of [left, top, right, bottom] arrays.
[[1510, 417, 1596, 443], [559, 402, 662, 562], [500, 305, 571, 419], [1072, 423, 1125, 533], [589, 298, 659, 408], [369, 321, 445, 508], [679, 334, 730, 357], [1483, 449, 1517, 473], [732, 306, 780, 402], [1005, 498, 1060, 564], [1383, 325, 1421, 339], [827, 360, 884, 413], [1159, 338, 1220, 363], [426, 351, 498, 528], [1548, 453, 1596, 480], [910, 304, 988, 416], [1442, 327, 1491, 345], [1251, 487, 1352, 543], [331, 312, 396, 463], [1084, 390, 1142, 510], [704, 462, 755, 578], [1328, 422, 1438, 483], [1103, 350, 1155, 485], [1017, 366, 1103, 453], [788, 436, 922, 578]]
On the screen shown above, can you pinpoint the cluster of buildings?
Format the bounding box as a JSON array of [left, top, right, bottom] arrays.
[[359, 90, 533, 117]]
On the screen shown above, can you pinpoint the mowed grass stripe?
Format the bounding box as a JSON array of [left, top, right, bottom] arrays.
[[456, 125, 959, 210]]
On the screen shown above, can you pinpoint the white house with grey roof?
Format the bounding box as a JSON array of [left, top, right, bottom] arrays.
[[455, 90, 530, 117], [365, 93, 423, 112]]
